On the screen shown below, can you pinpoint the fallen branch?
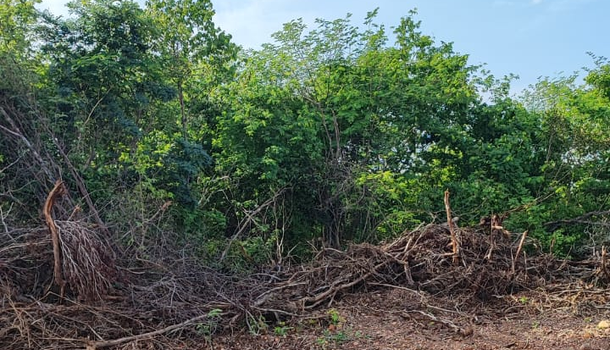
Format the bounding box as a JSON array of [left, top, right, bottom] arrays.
[[544, 210, 610, 232], [512, 230, 528, 274], [600, 246, 610, 281], [53, 140, 109, 236], [86, 307, 228, 349], [444, 190, 460, 265], [302, 267, 380, 309], [43, 180, 67, 298], [407, 310, 466, 335]]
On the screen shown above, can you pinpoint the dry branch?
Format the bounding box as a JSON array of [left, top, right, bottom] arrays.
[[43, 180, 67, 299], [0, 107, 56, 182], [544, 210, 610, 231], [86, 311, 221, 349], [600, 246, 610, 281], [444, 190, 460, 265], [1, 219, 608, 349], [53, 141, 109, 236], [512, 230, 529, 274], [220, 188, 286, 261]]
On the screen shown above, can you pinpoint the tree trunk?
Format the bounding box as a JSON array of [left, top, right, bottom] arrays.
[[178, 82, 187, 139]]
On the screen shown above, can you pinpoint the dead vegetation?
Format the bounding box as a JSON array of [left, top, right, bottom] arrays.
[[1, 183, 610, 350]]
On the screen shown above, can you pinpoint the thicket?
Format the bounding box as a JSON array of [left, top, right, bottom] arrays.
[[2, 0, 610, 272]]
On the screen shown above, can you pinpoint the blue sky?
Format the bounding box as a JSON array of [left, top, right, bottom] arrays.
[[39, 0, 609, 94]]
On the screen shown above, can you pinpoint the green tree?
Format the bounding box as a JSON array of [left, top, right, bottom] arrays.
[[214, 10, 499, 249], [0, 0, 39, 54], [1, 0, 57, 223], [146, 0, 236, 139], [36, 0, 233, 209], [38, 0, 166, 169], [516, 58, 610, 255]]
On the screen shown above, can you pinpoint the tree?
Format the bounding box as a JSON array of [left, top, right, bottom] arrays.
[[1, 0, 58, 222], [146, 0, 236, 139], [35, 0, 234, 211], [214, 10, 498, 249], [0, 0, 39, 54], [516, 57, 610, 255], [38, 0, 165, 167]]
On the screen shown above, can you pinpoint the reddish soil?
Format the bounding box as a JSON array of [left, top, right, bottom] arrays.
[[208, 288, 610, 350]]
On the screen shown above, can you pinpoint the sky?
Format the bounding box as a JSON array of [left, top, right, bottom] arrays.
[[38, 0, 609, 95]]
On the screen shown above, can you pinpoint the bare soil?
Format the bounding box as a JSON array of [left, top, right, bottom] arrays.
[[209, 287, 610, 350]]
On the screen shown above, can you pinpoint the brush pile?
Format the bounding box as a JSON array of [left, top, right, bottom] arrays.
[[1, 207, 608, 349]]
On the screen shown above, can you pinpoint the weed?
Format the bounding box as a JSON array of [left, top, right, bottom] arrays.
[[325, 329, 350, 343], [354, 330, 370, 339], [274, 321, 293, 337], [315, 336, 328, 348], [207, 308, 223, 318], [327, 308, 344, 326], [314, 309, 369, 348], [246, 314, 268, 335], [195, 308, 223, 346], [315, 329, 358, 349]]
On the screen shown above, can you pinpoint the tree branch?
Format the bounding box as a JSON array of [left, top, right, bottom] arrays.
[[544, 210, 610, 232], [43, 180, 67, 298]]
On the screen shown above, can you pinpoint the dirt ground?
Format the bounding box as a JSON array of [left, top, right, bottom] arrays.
[[208, 288, 610, 350]]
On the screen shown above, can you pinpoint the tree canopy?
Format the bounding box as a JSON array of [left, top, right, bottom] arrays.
[[1, 1, 610, 269]]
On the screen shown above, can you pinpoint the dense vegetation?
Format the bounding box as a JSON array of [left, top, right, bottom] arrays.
[[1, 0, 609, 270]]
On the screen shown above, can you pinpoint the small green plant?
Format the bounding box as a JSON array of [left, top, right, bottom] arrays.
[[531, 320, 540, 329], [207, 308, 223, 318], [195, 308, 223, 345], [315, 329, 353, 348], [314, 309, 369, 348], [315, 336, 328, 349], [354, 330, 370, 339], [246, 314, 268, 335], [195, 322, 211, 336], [274, 321, 293, 337], [518, 296, 529, 304], [325, 330, 350, 343], [327, 308, 344, 326]]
